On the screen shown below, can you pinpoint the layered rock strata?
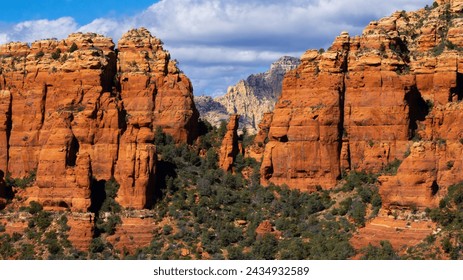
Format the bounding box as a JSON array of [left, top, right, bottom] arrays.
[[106, 216, 157, 254], [114, 28, 198, 209], [0, 28, 198, 211], [261, 0, 463, 208]]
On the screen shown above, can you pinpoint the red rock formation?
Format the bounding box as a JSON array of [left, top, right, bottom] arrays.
[[350, 216, 435, 256], [106, 216, 156, 254], [0, 90, 11, 173], [218, 115, 240, 171], [255, 220, 282, 239], [0, 33, 118, 210], [261, 1, 463, 210], [67, 213, 94, 252], [261, 34, 349, 191], [0, 28, 198, 211], [247, 112, 272, 161], [114, 28, 198, 209]]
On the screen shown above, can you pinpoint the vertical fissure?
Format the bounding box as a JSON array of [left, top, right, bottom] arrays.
[[338, 44, 350, 177], [6, 91, 12, 172], [404, 85, 428, 140], [38, 83, 47, 131]]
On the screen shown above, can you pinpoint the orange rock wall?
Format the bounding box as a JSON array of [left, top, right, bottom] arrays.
[[261, 1, 463, 208], [0, 29, 198, 211]]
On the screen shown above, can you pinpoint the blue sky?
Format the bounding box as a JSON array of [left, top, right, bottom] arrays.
[[0, 0, 433, 96], [1, 0, 158, 24]]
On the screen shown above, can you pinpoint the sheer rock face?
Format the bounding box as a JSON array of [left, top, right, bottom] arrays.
[[261, 1, 463, 208], [261, 39, 349, 192], [115, 28, 198, 209], [195, 56, 300, 134], [218, 115, 240, 171], [0, 28, 198, 211]]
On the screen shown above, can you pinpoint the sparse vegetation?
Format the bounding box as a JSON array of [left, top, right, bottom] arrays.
[[68, 42, 78, 53], [51, 49, 61, 60], [361, 240, 401, 260], [5, 169, 36, 189], [35, 51, 44, 59], [381, 159, 402, 175], [424, 182, 463, 259]]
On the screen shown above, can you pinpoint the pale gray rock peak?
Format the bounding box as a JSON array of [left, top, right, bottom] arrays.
[[194, 95, 229, 128], [196, 56, 300, 134]]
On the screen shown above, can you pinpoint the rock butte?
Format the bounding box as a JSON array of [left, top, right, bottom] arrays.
[[261, 0, 463, 211], [0, 28, 198, 212], [0, 28, 198, 251]]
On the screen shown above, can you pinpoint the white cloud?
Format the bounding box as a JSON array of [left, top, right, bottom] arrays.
[[170, 46, 301, 65], [0, 0, 433, 95], [0, 33, 9, 44], [12, 17, 78, 42]]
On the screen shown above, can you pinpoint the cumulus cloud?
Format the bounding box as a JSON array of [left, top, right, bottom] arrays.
[[0, 0, 433, 95], [10, 17, 79, 42]]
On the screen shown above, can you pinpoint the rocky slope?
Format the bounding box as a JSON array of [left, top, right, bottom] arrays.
[[195, 56, 300, 134], [261, 0, 463, 211]]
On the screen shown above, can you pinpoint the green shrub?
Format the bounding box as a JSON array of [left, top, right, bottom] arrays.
[[381, 159, 402, 175], [162, 225, 173, 235], [35, 211, 52, 230], [251, 233, 278, 260], [350, 200, 366, 226], [68, 42, 78, 53], [361, 240, 400, 260], [27, 201, 43, 215], [51, 49, 61, 60], [35, 51, 44, 59], [7, 169, 36, 189], [89, 237, 105, 253], [0, 234, 16, 258]]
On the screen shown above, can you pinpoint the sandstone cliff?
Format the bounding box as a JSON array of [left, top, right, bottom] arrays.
[[0, 28, 198, 211], [195, 56, 300, 134], [261, 0, 463, 209]]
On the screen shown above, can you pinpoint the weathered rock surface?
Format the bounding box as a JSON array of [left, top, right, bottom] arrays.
[[67, 213, 94, 252], [350, 216, 435, 256], [246, 112, 273, 161], [0, 28, 198, 211], [261, 1, 463, 209], [195, 56, 300, 134], [106, 216, 157, 254], [218, 115, 240, 171], [261, 43, 348, 191], [194, 95, 228, 127]]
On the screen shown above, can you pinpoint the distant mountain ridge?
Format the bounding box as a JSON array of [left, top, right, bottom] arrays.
[[195, 56, 300, 134]]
